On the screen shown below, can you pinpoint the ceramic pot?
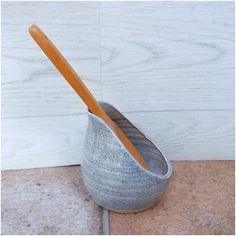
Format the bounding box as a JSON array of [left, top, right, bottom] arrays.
[[81, 102, 172, 213]]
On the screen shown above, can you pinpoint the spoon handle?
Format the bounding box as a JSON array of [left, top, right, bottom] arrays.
[[29, 24, 148, 169]]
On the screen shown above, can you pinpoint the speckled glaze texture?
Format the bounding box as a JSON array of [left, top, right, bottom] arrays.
[[81, 102, 172, 213]]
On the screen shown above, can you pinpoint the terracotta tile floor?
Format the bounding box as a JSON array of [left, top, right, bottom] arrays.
[[1, 161, 235, 235], [110, 161, 235, 235], [1, 166, 102, 235]]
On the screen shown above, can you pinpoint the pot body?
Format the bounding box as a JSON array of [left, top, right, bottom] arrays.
[[81, 102, 172, 213]]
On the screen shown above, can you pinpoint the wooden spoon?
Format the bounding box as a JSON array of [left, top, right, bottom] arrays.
[[29, 24, 148, 169]]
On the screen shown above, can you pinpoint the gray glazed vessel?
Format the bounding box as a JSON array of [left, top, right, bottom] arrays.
[[81, 102, 172, 213]]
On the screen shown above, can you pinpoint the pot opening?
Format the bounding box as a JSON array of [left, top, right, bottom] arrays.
[[94, 102, 172, 179]]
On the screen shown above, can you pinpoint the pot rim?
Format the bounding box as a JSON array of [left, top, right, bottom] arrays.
[[87, 101, 172, 180]]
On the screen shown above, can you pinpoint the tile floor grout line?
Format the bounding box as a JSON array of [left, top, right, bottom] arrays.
[[102, 208, 110, 235]]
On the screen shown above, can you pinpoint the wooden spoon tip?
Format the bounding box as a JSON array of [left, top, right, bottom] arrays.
[[28, 24, 40, 34]]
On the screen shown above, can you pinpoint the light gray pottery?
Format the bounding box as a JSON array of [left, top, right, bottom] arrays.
[[81, 102, 172, 213]]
